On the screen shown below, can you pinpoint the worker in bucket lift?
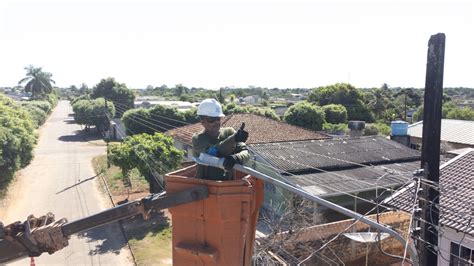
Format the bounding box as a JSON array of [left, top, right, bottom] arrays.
[[192, 98, 250, 180]]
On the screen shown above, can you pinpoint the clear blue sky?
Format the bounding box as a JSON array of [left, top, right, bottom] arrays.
[[0, 0, 472, 89]]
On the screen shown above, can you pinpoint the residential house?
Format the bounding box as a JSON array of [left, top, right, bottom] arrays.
[[408, 119, 474, 150], [109, 118, 127, 140], [385, 149, 474, 266], [241, 95, 261, 105], [250, 136, 422, 222], [271, 105, 288, 119], [165, 113, 330, 160]]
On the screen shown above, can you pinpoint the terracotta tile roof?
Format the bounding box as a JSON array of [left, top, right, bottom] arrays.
[[385, 149, 474, 235], [166, 113, 330, 145]]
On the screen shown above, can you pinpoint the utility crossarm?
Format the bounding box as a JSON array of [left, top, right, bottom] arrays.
[[195, 154, 420, 266], [0, 186, 208, 264]]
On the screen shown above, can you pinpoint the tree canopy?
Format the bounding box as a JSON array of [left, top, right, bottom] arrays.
[[72, 98, 116, 132], [309, 83, 374, 122], [122, 105, 196, 135], [413, 103, 474, 122], [18, 65, 56, 100], [321, 104, 348, 124], [0, 95, 37, 182], [108, 133, 183, 192], [283, 101, 325, 130], [91, 77, 135, 117]]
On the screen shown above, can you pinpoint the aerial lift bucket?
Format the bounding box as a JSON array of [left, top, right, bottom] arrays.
[[165, 164, 264, 266]]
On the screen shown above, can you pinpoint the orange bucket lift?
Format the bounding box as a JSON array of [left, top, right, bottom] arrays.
[[166, 164, 264, 266]]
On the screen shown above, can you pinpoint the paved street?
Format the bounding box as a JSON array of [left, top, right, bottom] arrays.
[[1, 101, 132, 265]]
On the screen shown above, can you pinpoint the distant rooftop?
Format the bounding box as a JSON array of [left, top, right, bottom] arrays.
[[408, 119, 474, 146]]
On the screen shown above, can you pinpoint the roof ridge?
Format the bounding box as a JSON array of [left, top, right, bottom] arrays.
[[440, 147, 474, 170]]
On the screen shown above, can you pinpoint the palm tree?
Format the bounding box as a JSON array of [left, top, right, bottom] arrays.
[[18, 65, 55, 99]]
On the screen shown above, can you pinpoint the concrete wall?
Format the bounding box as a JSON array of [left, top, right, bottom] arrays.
[[265, 211, 412, 265], [438, 226, 474, 266]]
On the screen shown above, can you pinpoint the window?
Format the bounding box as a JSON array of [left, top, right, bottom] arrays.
[[450, 242, 474, 266]]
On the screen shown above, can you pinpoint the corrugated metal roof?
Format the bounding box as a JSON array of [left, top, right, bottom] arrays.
[[250, 136, 421, 173], [284, 161, 420, 197], [408, 119, 474, 146], [385, 149, 474, 235], [166, 113, 330, 145]]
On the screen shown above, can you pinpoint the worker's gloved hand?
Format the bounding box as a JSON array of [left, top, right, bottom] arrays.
[[234, 123, 249, 143], [223, 155, 238, 170]]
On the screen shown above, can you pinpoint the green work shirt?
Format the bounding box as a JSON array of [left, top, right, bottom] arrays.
[[192, 127, 250, 180]]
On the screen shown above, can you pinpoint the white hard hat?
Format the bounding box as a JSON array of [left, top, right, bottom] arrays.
[[197, 98, 225, 117]]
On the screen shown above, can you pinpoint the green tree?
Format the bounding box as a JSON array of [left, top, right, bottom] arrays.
[[18, 65, 56, 99], [72, 98, 115, 132], [413, 106, 424, 122], [309, 83, 374, 122], [363, 123, 391, 136], [122, 108, 153, 135], [322, 123, 347, 134], [446, 107, 474, 121], [122, 105, 189, 135], [108, 133, 183, 192], [183, 108, 198, 124], [283, 102, 325, 130], [363, 124, 379, 136], [174, 84, 189, 97], [321, 104, 348, 124], [79, 83, 90, 95], [218, 88, 225, 103], [0, 95, 37, 182], [20, 103, 48, 127], [413, 103, 474, 122], [91, 77, 135, 117], [365, 88, 390, 116]]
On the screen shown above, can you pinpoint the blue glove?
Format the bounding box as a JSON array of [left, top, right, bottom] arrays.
[[207, 146, 219, 156]]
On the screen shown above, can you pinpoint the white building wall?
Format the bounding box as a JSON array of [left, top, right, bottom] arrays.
[[438, 226, 474, 266]]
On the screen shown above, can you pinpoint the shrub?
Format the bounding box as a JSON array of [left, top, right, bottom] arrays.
[[72, 98, 115, 132], [322, 104, 348, 124], [283, 102, 326, 131], [363, 124, 379, 136], [24, 101, 51, 114], [322, 123, 348, 134], [20, 103, 47, 127], [0, 95, 37, 182]]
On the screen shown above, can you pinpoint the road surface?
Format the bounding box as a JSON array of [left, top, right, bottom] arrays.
[[0, 101, 132, 265]]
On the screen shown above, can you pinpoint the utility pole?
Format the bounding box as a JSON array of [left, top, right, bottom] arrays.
[[418, 33, 445, 266], [404, 91, 407, 121]]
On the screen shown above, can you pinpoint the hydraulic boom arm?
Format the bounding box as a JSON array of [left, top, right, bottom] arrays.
[[0, 186, 208, 264]]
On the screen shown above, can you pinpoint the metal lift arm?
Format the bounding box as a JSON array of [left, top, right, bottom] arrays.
[[0, 186, 208, 264]]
